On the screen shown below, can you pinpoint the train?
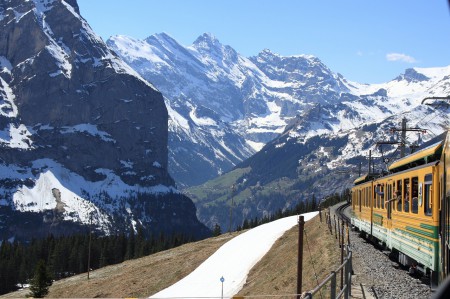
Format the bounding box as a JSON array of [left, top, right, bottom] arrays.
[[351, 129, 450, 287]]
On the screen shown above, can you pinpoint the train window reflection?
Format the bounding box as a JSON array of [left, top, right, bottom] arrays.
[[425, 174, 432, 216], [404, 178, 410, 213], [397, 180, 402, 212], [412, 177, 418, 214]]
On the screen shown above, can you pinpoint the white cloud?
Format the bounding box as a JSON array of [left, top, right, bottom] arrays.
[[386, 53, 417, 63]]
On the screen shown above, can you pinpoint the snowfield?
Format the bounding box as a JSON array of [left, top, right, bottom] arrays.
[[149, 212, 318, 299]]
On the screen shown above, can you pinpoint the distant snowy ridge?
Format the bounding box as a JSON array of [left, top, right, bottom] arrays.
[[108, 32, 450, 187]]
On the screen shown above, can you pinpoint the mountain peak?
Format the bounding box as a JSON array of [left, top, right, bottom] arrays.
[[255, 49, 318, 64], [151, 32, 177, 42], [395, 68, 430, 83], [192, 32, 222, 50], [144, 32, 183, 51]]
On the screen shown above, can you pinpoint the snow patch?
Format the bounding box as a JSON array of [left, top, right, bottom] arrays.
[[32, 0, 56, 13], [0, 76, 18, 117], [246, 139, 265, 152], [150, 212, 318, 298], [0, 124, 33, 149], [45, 43, 72, 78], [190, 108, 217, 126], [61, 124, 115, 143]]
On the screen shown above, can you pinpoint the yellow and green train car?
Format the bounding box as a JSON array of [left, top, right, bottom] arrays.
[[352, 137, 448, 285]]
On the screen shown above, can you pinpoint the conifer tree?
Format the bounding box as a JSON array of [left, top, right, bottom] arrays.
[[212, 224, 222, 236], [28, 260, 52, 298]]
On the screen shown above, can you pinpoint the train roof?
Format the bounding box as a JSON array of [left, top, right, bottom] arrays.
[[388, 141, 443, 173], [353, 173, 376, 185]]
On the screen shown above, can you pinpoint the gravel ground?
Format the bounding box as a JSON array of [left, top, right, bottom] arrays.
[[349, 229, 432, 299], [335, 203, 432, 299]]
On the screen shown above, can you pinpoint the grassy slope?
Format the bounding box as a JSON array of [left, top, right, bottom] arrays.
[[1, 214, 340, 298]]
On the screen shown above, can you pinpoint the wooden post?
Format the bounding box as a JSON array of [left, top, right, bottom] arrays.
[[334, 215, 337, 239], [297, 215, 305, 299], [340, 220, 345, 290], [346, 220, 350, 246], [338, 218, 341, 243], [87, 213, 92, 280]]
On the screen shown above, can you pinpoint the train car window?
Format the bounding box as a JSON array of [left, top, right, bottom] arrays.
[[373, 186, 378, 208], [397, 180, 403, 212], [363, 187, 366, 207], [381, 184, 385, 209], [352, 191, 355, 209], [412, 177, 418, 214], [387, 184, 392, 219], [361, 188, 363, 207], [366, 187, 369, 207], [404, 178, 410, 213], [359, 189, 362, 212], [424, 174, 432, 216], [377, 189, 380, 208]]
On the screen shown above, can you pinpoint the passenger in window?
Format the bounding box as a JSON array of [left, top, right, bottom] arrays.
[[395, 189, 402, 211], [404, 190, 410, 212], [412, 189, 418, 213], [375, 184, 384, 198]]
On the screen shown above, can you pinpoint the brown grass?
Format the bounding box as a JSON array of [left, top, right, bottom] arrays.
[[236, 214, 341, 297], [1, 214, 341, 298]]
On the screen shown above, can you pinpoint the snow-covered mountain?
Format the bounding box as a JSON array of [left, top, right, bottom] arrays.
[[0, 0, 209, 241], [108, 33, 450, 188], [107, 32, 450, 228]]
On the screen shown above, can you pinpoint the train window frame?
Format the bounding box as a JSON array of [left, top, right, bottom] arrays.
[[387, 183, 392, 219], [424, 174, 432, 216], [411, 177, 419, 214], [396, 179, 402, 212], [359, 189, 362, 212], [404, 178, 410, 213], [373, 186, 378, 209], [366, 187, 369, 207]]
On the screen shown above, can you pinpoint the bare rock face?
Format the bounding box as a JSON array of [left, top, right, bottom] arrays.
[[0, 0, 210, 240]]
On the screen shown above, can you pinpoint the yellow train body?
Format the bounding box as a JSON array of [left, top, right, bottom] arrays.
[[352, 142, 442, 274]]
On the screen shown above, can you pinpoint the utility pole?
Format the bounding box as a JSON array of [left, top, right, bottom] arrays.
[[87, 212, 92, 280], [389, 117, 426, 158], [297, 215, 305, 299]]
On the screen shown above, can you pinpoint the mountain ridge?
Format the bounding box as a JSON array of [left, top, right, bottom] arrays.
[[108, 32, 450, 190]]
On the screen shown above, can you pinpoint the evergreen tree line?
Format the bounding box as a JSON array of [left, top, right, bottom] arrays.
[[1, 188, 350, 295], [0, 229, 194, 295]]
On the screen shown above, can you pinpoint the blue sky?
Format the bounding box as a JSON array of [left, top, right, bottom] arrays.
[[77, 0, 450, 84]]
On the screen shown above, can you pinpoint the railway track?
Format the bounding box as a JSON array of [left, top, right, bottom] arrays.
[[335, 202, 351, 223]]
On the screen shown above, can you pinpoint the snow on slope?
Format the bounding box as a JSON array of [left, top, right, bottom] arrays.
[[149, 212, 318, 299], [8, 159, 178, 231]]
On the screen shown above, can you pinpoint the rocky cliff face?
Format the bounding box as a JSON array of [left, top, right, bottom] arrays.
[[0, 0, 210, 241]]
